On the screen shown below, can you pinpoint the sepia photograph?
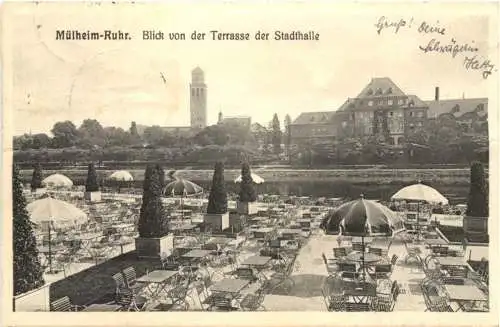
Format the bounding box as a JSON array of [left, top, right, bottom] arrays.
[[1, 1, 498, 326]]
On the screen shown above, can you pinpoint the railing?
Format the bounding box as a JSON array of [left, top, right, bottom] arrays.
[[13, 283, 51, 312]]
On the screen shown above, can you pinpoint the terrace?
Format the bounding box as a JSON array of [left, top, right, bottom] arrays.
[[15, 193, 489, 313]]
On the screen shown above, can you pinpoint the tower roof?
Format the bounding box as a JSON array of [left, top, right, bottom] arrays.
[[192, 66, 204, 74]]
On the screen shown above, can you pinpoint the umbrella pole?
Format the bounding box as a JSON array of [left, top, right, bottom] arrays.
[[48, 222, 53, 274], [361, 235, 366, 283], [417, 201, 420, 241]]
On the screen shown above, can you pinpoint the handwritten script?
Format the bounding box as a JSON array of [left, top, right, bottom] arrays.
[[374, 16, 495, 79]]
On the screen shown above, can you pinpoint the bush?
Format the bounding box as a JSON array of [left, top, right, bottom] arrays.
[[466, 161, 488, 217], [13, 165, 44, 295], [85, 163, 99, 192], [238, 162, 257, 202], [31, 163, 43, 191], [138, 165, 169, 238], [207, 162, 228, 214]]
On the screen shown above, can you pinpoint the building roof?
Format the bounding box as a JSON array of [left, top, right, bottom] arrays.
[[291, 111, 337, 125], [356, 77, 406, 98], [425, 98, 488, 119]]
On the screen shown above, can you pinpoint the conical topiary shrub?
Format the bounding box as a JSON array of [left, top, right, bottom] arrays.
[[13, 165, 45, 295], [31, 163, 43, 191], [238, 162, 257, 203], [85, 163, 99, 192], [207, 162, 228, 214]]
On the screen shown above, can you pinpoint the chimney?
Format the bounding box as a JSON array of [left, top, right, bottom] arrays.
[[435, 87, 440, 101]]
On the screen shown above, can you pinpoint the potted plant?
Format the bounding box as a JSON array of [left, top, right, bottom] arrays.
[[463, 161, 489, 243], [84, 163, 101, 202], [204, 162, 229, 232], [237, 161, 258, 215], [135, 165, 173, 259]]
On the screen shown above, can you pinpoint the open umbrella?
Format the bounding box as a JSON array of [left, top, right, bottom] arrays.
[[337, 195, 404, 281], [109, 170, 134, 182], [109, 170, 134, 193], [27, 196, 88, 273], [164, 178, 203, 219], [42, 174, 73, 188], [234, 173, 264, 184], [391, 182, 448, 205], [391, 182, 448, 239]]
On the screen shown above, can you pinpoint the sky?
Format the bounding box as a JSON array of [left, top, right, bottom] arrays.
[[3, 2, 497, 136]]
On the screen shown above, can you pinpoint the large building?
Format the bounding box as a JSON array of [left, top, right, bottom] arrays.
[[290, 77, 488, 147], [217, 111, 252, 130], [190, 67, 207, 129]]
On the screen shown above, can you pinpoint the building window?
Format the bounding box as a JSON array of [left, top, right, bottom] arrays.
[[417, 111, 424, 118], [367, 89, 373, 95], [398, 99, 404, 105], [200, 88, 204, 96], [409, 112, 414, 117], [368, 101, 373, 106], [388, 99, 393, 106], [376, 88, 382, 95], [386, 88, 393, 94], [390, 111, 394, 117], [191, 89, 195, 96], [378, 100, 384, 105]]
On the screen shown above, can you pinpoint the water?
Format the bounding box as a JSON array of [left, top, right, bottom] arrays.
[[192, 180, 469, 204]]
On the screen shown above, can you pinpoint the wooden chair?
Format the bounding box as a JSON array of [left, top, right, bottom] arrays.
[[352, 243, 365, 252], [403, 241, 422, 265], [239, 289, 266, 311], [322, 253, 337, 276], [333, 247, 347, 259], [112, 272, 127, 293], [115, 287, 148, 311], [50, 296, 85, 312], [372, 294, 394, 311], [390, 254, 398, 266], [209, 294, 239, 311], [374, 264, 392, 279], [424, 297, 454, 312], [235, 267, 259, 282], [123, 266, 144, 293], [345, 302, 371, 311], [322, 289, 346, 312]]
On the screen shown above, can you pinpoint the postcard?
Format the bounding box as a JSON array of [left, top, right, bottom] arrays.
[[1, 1, 498, 327]]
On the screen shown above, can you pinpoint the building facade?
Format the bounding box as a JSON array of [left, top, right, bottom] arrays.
[[290, 77, 429, 146], [190, 67, 207, 129]]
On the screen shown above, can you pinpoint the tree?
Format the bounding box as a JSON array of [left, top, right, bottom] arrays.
[[284, 114, 292, 158], [130, 121, 139, 137], [13, 165, 44, 295], [104, 126, 132, 147], [466, 161, 489, 217], [271, 113, 282, 155], [78, 119, 105, 148], [51, 120, 79, 148], [85, 163, 99, 192], [207, 162, 228, 214], [32, 133, 51, 149], [31, 164, 43, 191], [138, 165, 168, 238], [238, 162, 257, 202]]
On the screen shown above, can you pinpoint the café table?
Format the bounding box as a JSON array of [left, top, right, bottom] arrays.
[[425, 238, 448, 246], [241, 255, 272, 269], [444, 284, 488, 311], [211, 278, 250, 297], [82, 303, 121, 312], [136, 270, 179, 304], [437, 256, 467, 267]]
